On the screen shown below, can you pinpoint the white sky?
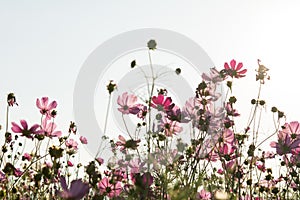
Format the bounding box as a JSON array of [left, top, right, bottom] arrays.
[[1, 1, 300, 162]]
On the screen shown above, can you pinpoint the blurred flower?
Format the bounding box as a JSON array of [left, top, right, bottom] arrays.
[[40, 118, 62, 138], [67, 161, 74, 167], [214, 190, 229, 200], [36, 97, 57, 119], [202, 67, 223, 84], [56, 176, 89, 200], [65, 139, 78, 150], [11, 120, 42, 139], [117, 92, 140, 114], [79, 136, 88, 144], [160, 117, 182, 137], [7, 93, 18, 106], [116, 135, 140, 151], [69, 121, 77, 134], [197, 189, 212, 200], [270, 121, 300, 155], [96, 157, 104, 165], [224, 59, 247, 78], [98, 177, 122, 198], [22, 153, 32, 161]]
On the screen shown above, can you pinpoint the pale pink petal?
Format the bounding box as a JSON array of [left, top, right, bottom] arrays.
[[48, 101, 57, 110]]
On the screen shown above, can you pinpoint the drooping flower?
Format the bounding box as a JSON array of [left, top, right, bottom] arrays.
[[56, 176, 89, 200], [224, 59, 247, 78], [7, 93, 18, 106], [98, 177, 122, 198], [270, 121, 300, 155], [96, 157, 104, 165], [40, 118, 62, 138], [11, 120, 42, 139], [36, 97, 57, 119], [79, 136, 88, 144], [117, 92, 140, 114], [151, 94, 173, 112]]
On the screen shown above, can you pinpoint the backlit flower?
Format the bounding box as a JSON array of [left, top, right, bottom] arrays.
[[11, 120, 42, 139], [98, 177, 122, 198], [117, 92, 139, 114], [41, 118, 62, 138], [270, 121, 300, 155], [224, 59, 247, 78], [65, 138, 79, 150], [160, 117, 182, 137], [151, 94, 173, 112], [197, 189, 212, 200], [56, 176, 89, 200], [36, 97, 57, 119]]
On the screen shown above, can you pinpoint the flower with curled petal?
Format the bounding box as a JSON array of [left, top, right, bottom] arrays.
[[36, 97, 57, 119]]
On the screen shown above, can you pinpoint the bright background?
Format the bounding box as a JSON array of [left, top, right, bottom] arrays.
[[1, 1, 300, 162]]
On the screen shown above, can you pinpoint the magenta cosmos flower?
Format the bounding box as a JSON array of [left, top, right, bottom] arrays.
[[56, 176, 89, 200], [117, 92, 140, 114], [270, 121, 300, 155], [224, 59, 247, 78], [36, 97, 57, 119], [151, 94, 173, 111], [11, 120, 42, 139], [98, 177, 122, 198]]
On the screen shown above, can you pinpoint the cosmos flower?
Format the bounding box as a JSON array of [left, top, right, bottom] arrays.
[[224, 59, 247, 78], [98, 177, 122, 198], [270, 121, 300, 155], [56, 176, 89, 200], [36, 97, 57, 119], [11, 120, 42, 139], [117, 92, 140, 114]]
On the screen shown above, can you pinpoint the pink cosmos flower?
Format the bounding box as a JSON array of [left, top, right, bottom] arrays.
[[224, 59, 247, 78], [117, 92, 140, 114], [79, 136, 88, 144], [197, 189, 212, 200], [36, 97, 57, 119], [11, 120, 42, 139], [115, 135, 140, 151], [98, 177, 122, 198], [56, 176, 89, 199], [160, 117, 183, 137], [65, 139, 79, 150], [202, 67, 223, 84], [151, 94, 173, 111], [40, 118, 62, 138], [270, 121, 300, 155], [96, 157, 104, 165]]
